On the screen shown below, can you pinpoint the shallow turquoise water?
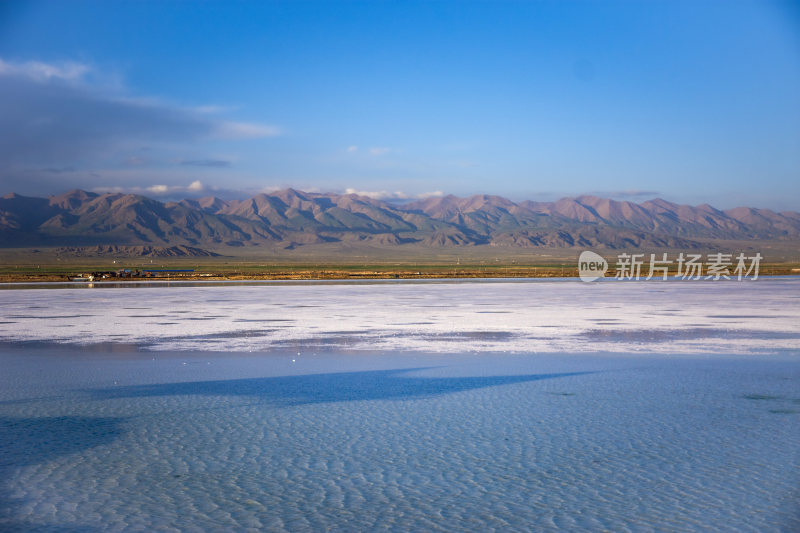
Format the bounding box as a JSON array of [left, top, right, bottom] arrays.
[[1, 347, 798, 532]]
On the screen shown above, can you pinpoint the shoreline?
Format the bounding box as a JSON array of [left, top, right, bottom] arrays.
[[2, 265, 799, 283]]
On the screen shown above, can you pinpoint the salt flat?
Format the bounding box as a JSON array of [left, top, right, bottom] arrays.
[[0, 279, 798, 531], [1, 277, 799, 354]]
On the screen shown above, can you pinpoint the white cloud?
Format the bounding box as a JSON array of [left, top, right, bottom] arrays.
[[343, 188, 444, 201], [369, 147, 390, 156], [417, 190, 445, 198], [345, 188, 400, 200], [192, 105, 231, 114], [93, 182, 209, 196], [589, 189, 661, 199], [0, 56, 281, 192], [346, 145, 359, 153], [0, 58, 90, 83], [82, 185, 443, 203], [216, 121, 280, 139], [178, 159, 232, 168]]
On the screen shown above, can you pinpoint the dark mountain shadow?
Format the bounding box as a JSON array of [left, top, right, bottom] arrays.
[[0, 416, 125, 468], [0, 415, 126, 531], [0, 368, 590, 528], [87, 368, 591, 407]]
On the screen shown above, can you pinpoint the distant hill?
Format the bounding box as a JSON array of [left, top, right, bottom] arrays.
[[1, 189, 798, 251], [52, 245, 222, 258]]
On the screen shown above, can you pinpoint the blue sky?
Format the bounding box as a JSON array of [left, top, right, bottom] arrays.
[[0, 1, 798, 209]]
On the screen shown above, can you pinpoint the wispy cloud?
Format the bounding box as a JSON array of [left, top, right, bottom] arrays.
[[590, 189, 661, 199], [216, 121, 279, 139], [179, 159, 232, 168], [192, 104, 233, 114], [125, 156, 147, 166], [94, 180, 208, 197], [344, 188, 443, 201], [345, 145, 392, 156], [0, 58, 90, 83], [418, 190, 445, 199], [345, 188, 407, 200], [0, 57, 279, 192], [146, 181, 211, 195], [41, 166, 77, 174]]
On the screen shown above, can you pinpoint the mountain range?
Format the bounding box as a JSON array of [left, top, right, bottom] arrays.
[[1, 188, 799, 252]]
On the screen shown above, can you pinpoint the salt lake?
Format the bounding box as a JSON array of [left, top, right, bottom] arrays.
[[1, 278, 798, 531]]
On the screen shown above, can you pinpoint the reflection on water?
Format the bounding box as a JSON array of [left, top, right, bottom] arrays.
[[0, 350, 798, 532], [89, 368, 589, 406]]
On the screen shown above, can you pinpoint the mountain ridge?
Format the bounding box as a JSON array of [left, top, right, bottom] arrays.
[[1, 188, 798, 250]]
